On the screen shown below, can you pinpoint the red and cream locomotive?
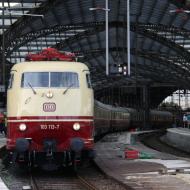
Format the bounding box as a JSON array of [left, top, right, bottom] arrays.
[[6, 49, 94, 169]]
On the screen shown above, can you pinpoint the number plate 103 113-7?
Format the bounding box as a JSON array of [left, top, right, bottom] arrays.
[[40, 124, 60, 130]]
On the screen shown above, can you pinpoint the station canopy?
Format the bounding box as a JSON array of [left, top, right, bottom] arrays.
[[1, 0, 190, 93]]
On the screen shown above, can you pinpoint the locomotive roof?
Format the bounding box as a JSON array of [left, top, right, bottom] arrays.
[[11, 61, 89, 72]]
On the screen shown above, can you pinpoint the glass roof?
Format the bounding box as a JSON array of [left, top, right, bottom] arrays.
[[1, 0, 190, 92]]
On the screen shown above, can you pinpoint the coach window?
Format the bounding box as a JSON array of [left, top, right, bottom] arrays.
[[21, 72, 49, 88], [86, 74, 92, 88], [51, 72, 79, 88], [8, 74, 14, 89]]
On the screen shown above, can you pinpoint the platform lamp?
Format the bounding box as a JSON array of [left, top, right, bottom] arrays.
[[89, 0, 110, 76]]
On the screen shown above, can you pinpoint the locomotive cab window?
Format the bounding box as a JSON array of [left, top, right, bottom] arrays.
[[21, 72, 49, 88], [8, 73, 14, 89], [51, 72, 79, 88], [21, 72, 79, 88]]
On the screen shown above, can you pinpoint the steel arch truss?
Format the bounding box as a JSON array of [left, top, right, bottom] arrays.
[[5, 21, 190, 88]]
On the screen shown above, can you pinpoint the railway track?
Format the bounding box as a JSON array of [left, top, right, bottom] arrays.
[[27, 161, 128, 190], [30, 171, 99, 190]]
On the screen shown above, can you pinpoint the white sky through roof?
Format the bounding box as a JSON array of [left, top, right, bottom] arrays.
[[0, 2, 39, 34], [0, 3, 19, 7]]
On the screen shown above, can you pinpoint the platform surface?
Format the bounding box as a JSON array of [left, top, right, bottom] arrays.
[[0, 180, 9, 190], [0, 133, 8, 190], [164, 127, 190, 153], [0, 133, 6, 148], [95, 132, 190, 190], [167, 127, 190, 135]]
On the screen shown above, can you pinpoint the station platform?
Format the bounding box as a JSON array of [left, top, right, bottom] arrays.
[[163, 127, 190, 153], [0, 133, 8, 190], [0, 133, 6, 148], [94, 131, 190, 190]]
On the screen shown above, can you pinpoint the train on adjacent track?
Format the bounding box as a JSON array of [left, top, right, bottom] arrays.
[[5, 49, 173, 170]]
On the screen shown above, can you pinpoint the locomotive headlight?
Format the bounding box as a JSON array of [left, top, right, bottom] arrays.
[[19, 124, 27, 131], [73, 123, 81, 131]]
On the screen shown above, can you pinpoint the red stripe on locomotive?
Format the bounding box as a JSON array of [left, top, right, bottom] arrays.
[[8, 116, 94, 120]]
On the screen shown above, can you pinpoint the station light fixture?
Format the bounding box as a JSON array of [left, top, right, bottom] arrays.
[[118, 64, 123, 73], [89, 0, 110, 76], [123, 66, 127, 76], [5, 10, 44, 17], [118, 64, 128, 75]]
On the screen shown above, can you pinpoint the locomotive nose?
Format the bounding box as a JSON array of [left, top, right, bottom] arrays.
[[70, 138, 84, 152]]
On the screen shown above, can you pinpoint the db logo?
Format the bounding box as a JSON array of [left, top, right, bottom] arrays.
[[43, 103, 56, 112]]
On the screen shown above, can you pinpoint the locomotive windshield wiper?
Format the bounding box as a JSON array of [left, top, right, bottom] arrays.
[[63, 83, 74, 95], [28, 82, 37, 95]]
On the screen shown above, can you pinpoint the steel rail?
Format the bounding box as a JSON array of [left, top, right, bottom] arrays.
[[77, 174, 99, 190], [30, 174, 40, 190]]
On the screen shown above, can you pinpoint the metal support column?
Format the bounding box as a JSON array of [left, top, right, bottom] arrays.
[[127, 0, 130, 76], [105, 0, 109, 75], [2, 0, 5, 86], [143, 85, 150, 129]]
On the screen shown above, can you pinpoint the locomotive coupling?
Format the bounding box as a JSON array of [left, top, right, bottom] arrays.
[[43, 139, 57, 158], [70, 138, 84, 152], [15, 138, 30, 152]]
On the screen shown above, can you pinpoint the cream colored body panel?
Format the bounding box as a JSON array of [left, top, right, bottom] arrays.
[[7, 61, 94, 117]]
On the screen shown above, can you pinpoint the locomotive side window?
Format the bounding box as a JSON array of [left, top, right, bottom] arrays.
[[21, 72, 49, 88], [86, 74, 92, 88], [51, 72, 79, 88], [8, 74, 14, 89]]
